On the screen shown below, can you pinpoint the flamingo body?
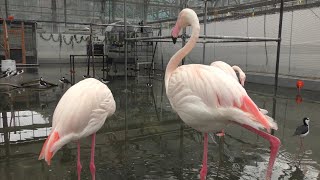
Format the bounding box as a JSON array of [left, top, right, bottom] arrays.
[[39, 78, 116, 165], [167, 64, 276, 133]]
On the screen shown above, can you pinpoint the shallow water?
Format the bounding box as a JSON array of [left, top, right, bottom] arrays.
[[0, 65, 319, 180]]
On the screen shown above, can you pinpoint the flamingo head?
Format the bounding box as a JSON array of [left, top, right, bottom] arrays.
[[171, 8, 197, 44]]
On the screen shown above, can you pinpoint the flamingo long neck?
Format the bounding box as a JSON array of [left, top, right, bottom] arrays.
[[232, 66, 242, 74], [165, 20, 200, 88]]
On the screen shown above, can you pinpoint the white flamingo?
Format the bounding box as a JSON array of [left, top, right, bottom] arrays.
[[39, 78, 116, 180], [165, 8, 280, 180]]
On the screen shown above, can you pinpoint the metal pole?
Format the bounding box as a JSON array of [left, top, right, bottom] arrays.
[[4, 0, 8, 18], [90, 24, 95, 78], [245, 18, 248, 71], [274, 0, 284, 97], [202, 0, 208, 64], [288, 2, 294, 73], [69, 55, 72, 84], [181, 0, 186, 65], [272, 0, 284, 125], [125, 35, 279, 41], [124, 0, 128, 130], [2, 112, 10, 157], [64, 0, 67, 27]]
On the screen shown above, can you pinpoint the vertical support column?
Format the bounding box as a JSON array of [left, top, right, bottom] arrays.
[[143, 0, 149, 23], [124, 0, 128, 92], [111, 0, 116, 23], [181, 0, 187, 65], [108, 0, 111, 23], [5, 0, 8, 18], [64, 0, 67, 27], [202, 0, 208, 64], [272, 0, 284, 125], [51, 0, 58, 33], [90, 24, 95, 78], [123, 2, 129, 174], [288, 2, 294, 73], [2, 112, 10, 157], [3, 20, 10, 59], [101, 0, 106, 24], [245, 17, 248, 71], [21, 22, 26, 64], [33, 23, 38, 64], [273, 0, 284, 97]]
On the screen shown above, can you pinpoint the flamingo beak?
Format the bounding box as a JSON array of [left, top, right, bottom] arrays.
[[171, 36, 177, 44]]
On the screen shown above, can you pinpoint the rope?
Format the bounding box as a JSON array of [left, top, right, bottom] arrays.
[[63, 35, 74, 47], [40, 33, 91, 46], [74, 35, 90, 43]]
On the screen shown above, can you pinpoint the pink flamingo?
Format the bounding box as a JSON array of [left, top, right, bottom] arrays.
[[38, 78, 116, 180], [210, 61, 246, 86], [166, 8, 280, 180]]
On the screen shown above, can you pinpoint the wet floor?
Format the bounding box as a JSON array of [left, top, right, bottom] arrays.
[[0, 64, 319, 180]]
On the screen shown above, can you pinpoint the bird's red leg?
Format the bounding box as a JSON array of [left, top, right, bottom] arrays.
[[200, 133, 208, 180], [77, 141, 82, 180], [240, 124, 280, 180], [90, 133, 96, 180]]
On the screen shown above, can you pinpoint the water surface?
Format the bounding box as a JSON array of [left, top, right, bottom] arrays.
[[0, 65, 319, 180]]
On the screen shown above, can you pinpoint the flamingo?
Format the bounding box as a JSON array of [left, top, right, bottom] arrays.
[[38, 78, 116, 180], [166, 8, 280, 180], [210, 61, 246, 86]]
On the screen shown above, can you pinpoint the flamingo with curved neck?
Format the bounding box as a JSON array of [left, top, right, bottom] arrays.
[[165, 8, 280, 180]]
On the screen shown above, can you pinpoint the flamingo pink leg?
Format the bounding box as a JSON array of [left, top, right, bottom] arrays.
[[240, 124, 280, 180], [77, 141, 82, 180], [90, 133, 96, 180], [200, 133, 208, 180]]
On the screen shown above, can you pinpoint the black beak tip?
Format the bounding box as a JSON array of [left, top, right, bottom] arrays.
[[171, 36, 177, 44]]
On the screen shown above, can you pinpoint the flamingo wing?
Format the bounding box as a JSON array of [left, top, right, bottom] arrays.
[[167, 64, 277, 133]]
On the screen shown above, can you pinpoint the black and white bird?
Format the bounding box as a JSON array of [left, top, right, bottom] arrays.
[[293, 117, 310, 137], [39, 77, 48, 87], [0, 71, 11, 78], [2, 68, 11, 75], [100, 77, 109, 84], [9, 69, 23, 77], [293, 117, 310, 151], [59, 77, 71, 84], [83, 75, 91, 79]]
